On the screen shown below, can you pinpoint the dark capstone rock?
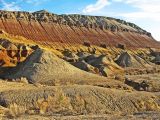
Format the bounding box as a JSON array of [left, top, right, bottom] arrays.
[[115, 52, 132, 67], [31, 45, 39, 50], [110, 25, 117, 32], [153, 55, 160, 65], [125, 78, 149, 91]]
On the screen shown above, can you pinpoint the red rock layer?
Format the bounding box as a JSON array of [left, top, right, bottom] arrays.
[[0, 19, 159, 48]]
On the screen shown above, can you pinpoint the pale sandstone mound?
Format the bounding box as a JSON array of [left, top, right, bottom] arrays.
[[71, 61, 97, 74], [86, 54, 123, 77], [0, 49, 129, 89], [68, 51, 124, 77]]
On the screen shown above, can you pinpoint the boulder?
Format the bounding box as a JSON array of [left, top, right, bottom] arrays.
[[62, 49, 79, 60], [84, 54, 99, 63], [71, 60, 96, 74], [115, 52, 151, 68], [125, 78, 150, 91], [115, 52, 132, 67], [153, 55, 160, 65], [86, 55, 123, 77], [76, 52, 91, 59], [99, 66, 108, 77], [0, 39, 18, 58]]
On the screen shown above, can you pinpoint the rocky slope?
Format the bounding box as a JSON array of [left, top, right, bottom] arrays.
[[0, 10, 160, 119], [0, 48, 130, 90], [0, 32, 159, 119], [0, 10, 159, 48]]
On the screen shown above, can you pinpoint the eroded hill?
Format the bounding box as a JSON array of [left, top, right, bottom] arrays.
[[0, 10, 160, 119], [0, 10, 159, 48]]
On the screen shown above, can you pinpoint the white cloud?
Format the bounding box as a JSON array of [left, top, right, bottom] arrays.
[[113, 0, 160, 41], [83, 0, 110, 13], [114, 0, 160, 20], [0, 0, 21, 11]]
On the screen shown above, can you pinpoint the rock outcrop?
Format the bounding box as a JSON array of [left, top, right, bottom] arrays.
[[0, 10, 160, 120], [154, 55, 160, 65], [115, 52, 152, 68], [0, 38, 33, 67], [0, 10, 159, 48], [0, 48, 130, 90]]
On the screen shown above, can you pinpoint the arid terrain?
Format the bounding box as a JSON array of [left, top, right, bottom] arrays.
[[0, 10, 160, 119]]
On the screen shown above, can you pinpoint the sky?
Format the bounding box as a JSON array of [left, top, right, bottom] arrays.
[[0, 0, 160, 41]]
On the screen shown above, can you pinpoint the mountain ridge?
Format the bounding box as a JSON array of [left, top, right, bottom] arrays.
[[0, 10, 159, 48], [0, 10, 160, 119], [0, 9, 152, 37]]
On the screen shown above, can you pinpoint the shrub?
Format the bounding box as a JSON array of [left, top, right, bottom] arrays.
[[84, 41, 91, 47], [5, 103, 26, 119], [117, 43, 126, 50], [100, 43, 107, 48], [36, 88, 73, 115]]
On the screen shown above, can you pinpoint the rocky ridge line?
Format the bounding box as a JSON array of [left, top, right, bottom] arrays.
[[0, 10, 152, 37]]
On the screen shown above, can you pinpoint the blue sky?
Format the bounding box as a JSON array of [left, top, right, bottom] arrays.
[[0, 0, 160, 41]]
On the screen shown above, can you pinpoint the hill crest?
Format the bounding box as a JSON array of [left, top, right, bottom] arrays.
[[0, 10, 159, 48], [0, 10, 151, 37]]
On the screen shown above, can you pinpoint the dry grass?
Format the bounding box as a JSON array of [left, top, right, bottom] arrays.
[[0, 80, 37, 92], [0, 32, 36, 46], [0, 80, 159, 119], [5, 103, 26, 119], [0, 103, 26, 119], [0, 30, 160, 119], [126, 73, 160, 92], [35, 88, 72, 115]]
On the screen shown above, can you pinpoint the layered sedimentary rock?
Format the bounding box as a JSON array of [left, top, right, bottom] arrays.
[[0, 10, 160, 119], [0, 10, 159, 48], [0, 37, 35, 67]]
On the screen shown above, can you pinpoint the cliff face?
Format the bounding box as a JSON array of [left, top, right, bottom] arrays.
[[0, 10, 159, 48]]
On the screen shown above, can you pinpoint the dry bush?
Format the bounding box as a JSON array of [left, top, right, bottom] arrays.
[[117, 43, 126, 50], [83, 41, 91, 47], [0, 106, 9, 118], [35, 88, 73, 115], [114, 75, 125, 82], [5, 103, 26, 119], [100, 43, 107, 48], [69, 95, 86, 114]]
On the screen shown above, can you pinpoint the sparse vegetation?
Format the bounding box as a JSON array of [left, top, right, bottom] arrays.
[[35, 88, 72, 115], [83, 41, 91, 47], [0, 10, 160, 120]]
